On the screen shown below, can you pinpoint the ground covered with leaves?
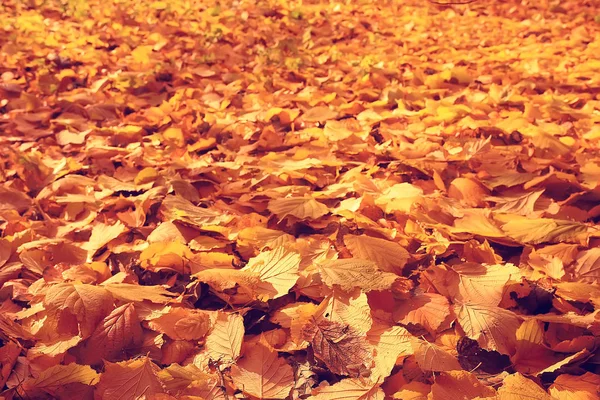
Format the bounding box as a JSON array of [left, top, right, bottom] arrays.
[[1, 0, 600, 398]]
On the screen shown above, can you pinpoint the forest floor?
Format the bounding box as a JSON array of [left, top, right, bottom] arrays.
[[1, 0, 600, 399]]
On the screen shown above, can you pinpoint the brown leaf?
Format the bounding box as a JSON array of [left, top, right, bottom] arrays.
[[77, 303, 143, 365], [302, 317, 373, 376]]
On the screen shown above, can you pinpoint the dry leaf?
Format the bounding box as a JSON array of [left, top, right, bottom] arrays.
[[231, 340, 294, 399], [77, 302, 143, 365], [312, 378, 385, 400], [429, 370, 496, 400], [497, 372, 552, 400], [302, 317, 373, 376], [96, 357, 164, 400], [268, 196, 329, 221], [343, 235, 410, 273], [318, 258, 401, 292], [454, 303, 520, 355]]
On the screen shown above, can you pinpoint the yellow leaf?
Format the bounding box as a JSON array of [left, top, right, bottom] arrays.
[[573, 247, 600, 283], [140, 242, 193, 274], [78, 303, 142, 365], [498, 373, 553, 400], [147, 306, 212, 340], [375, 183, 423, 214], [44, 283, 114, 338], [411, 339, 461, 372], [317, 290, 373, 335], [499, 216, 588, 245], [302, 317, 373, 376], [134, 167, 159, 185], [131, 45, 154, 65], [454, 303, 520, 355], [82, 221, 127, 262], [163, 127, 185, 147], [205, 312, 244, 366], [512, 319, 558, 374], [367, 323, 413, 380], [242, 246, 301, 300], [268, 196, 329, 221], [448, 263, 521, 306]]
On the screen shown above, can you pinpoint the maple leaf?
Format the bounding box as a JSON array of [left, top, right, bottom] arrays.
[[230, 340, 294, 399], [96, 357, 164, 400], [302, 317, 373, 376]]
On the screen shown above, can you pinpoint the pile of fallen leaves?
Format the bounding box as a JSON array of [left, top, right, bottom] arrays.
[[1, 0, 600, 398]]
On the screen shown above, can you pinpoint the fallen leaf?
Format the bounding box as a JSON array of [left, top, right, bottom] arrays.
[[231, 340, 294, 399], [96, 357, 164, 400]]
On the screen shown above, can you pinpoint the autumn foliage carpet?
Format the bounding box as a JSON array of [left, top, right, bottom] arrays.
[[1, 0, 600, 398]]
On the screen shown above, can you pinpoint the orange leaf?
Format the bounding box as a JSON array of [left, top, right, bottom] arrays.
[[318, 258, 401, 292], [97, 357, 164, 400], [549, 372, 600, 400], [454, 303, 520, 355], [497, 373, 552, 400], [146, 307, 212, 341], [411, 339, 461, 372], [268, 196, 329, 221], [429, 370, 496, 399], [19, 363, 99, 398], [312, 378, 385, 399], [231, 340, 294, 399], [343, 235, 410, 274], [393, 293, 451, 335], [44, 283, 113, 338], [77, 303, 143, 365]]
